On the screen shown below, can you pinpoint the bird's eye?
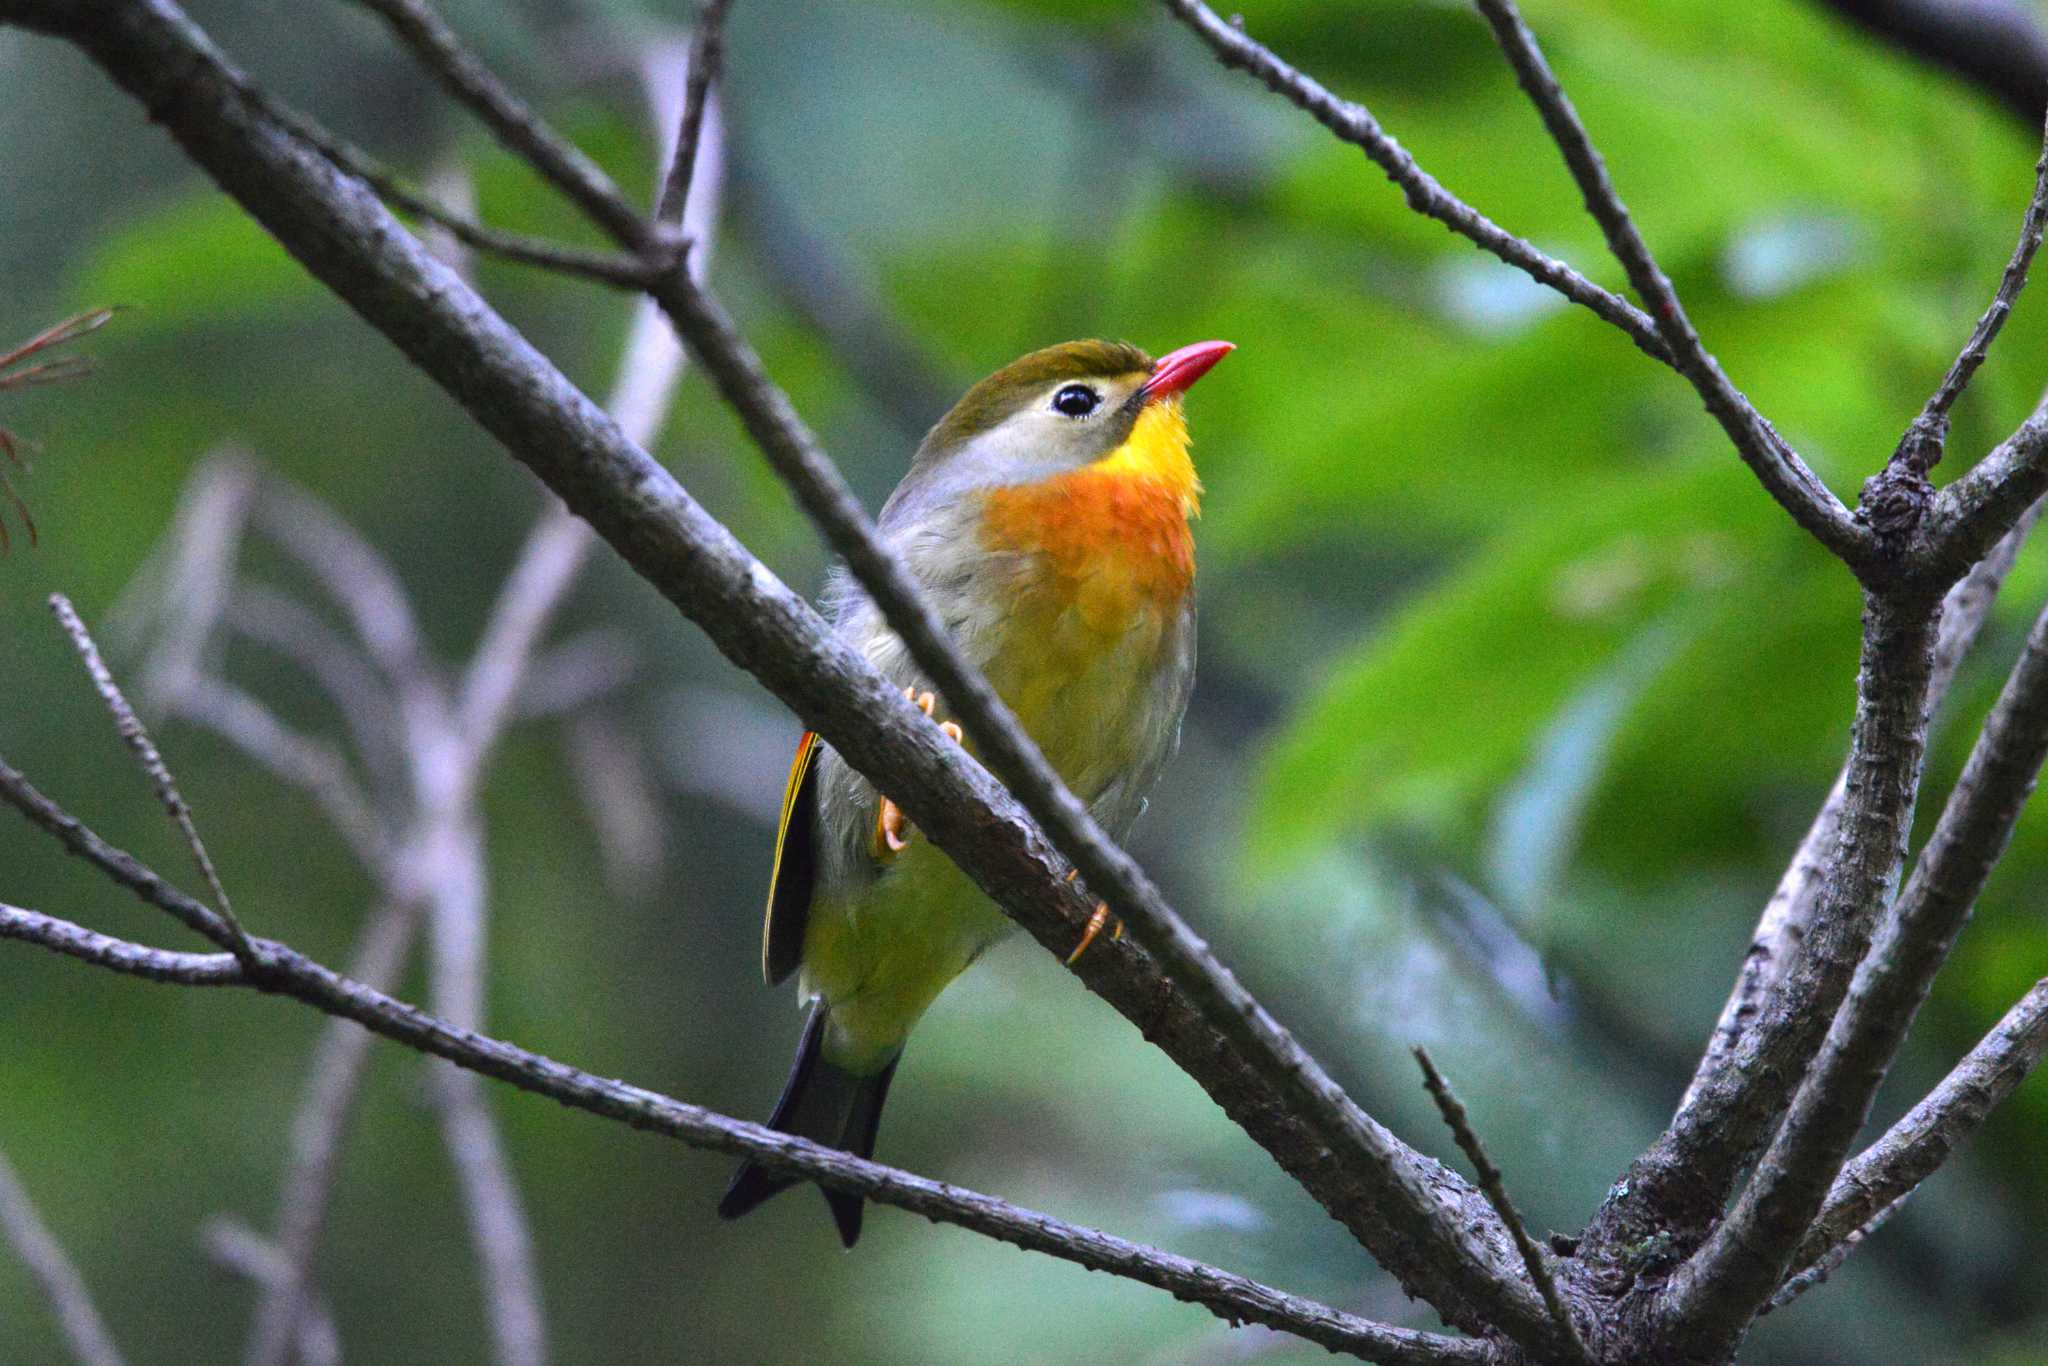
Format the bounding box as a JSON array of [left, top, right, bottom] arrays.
[[1051, 384, 1100, 418]]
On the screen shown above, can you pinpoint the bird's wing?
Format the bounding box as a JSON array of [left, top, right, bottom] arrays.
[[761, 730, 821, 985]]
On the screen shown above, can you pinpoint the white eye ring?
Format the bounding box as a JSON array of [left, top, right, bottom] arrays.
[[1051, 384, 1101, 418]]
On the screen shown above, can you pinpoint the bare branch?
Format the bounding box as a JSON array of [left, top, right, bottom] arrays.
[[203, 1221, 341, 1366], [0, 758, 242, 952], [414, 812, 546, 1366], [47, 594, 258, 965], [170, 680, 387, 869], [1895, 109, 2048, 470], [280, 107, 655, 287], [1586, 593, 1942, 1320], [111, 449, 256, 707], [243, 900, 421, 1366], [1155, 0, 1668, 362], [1663, 588, 2048, 1354], [1763, 1196, 1904, 1316], [1926, 380, 2048, 583], [0, 1147, 127, 1366], [1469, 0, 1868, 570], [347, 0, 656, 252], [1784, 975, 2048, 1292], [1684, 494, 2045, 1110], [1412, 1049, 1588, 1364], [513, 628, 637, 719], [5, 4, 1541, 1339], [653, 0, 728, 227], [0, 902, 238, 983], [454, 39, 716, 763], [0, 901, 1490, 1365], [250, 478, 427, 691], [562, 710, 664, 901], [229, 584, 407, 795]]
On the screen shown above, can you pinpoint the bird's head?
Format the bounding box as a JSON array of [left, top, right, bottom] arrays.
[[891, 339, 1233, 513]]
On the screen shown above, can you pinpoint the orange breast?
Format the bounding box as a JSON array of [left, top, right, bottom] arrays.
[[976, 400, 1201, 634]]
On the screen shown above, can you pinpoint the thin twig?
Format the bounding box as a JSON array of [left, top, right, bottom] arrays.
[[172, 680, 387, 869], [1683, 494, 2045, 1110], [239, 900, 418, 1366], [1763, 1196, 1904, 1317], [414, 59, 716, 1366], [453, 39, 714, 762], [1790, 972, 2048, 1287], [284, 107, 655, 288], [512, 629, 637, 719], [0, 757, 238, 949], [1154, 0, 1667, 362], [47, 594, 258, 966], [0, 1148, 127, 1366], [117, 449, 257, 715], [1412, 1049, 1589, 1365], [653, 0, 728, 226], [250, 478, 428, 691], [203, 1221, 342, 1366], [0, 905, 1486, 1366], [0, 308, 117, 381], [1893, 109, 2048, 472], [348, 0, 658, 252], [230, 584, 408, 797], [1468, 0, 1867, 570], [418, 816, 547, 1366]]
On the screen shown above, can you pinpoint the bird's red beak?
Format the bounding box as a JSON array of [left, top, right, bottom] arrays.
[[1141, 339, 1234, 403]]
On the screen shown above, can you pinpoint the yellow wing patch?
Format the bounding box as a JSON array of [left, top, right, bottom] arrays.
[[761, 731, 821, 985]]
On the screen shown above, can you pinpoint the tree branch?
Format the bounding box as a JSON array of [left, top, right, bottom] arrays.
[[0, 1147, 127, 1366], [48, 594, 258, 966], [204, 1221, 342, 1366], [1585, 593, 1943, 1303], [1156, 0, 1671, 364], [1897, 109, 2048, 468], [0, 0, 1545, 1339], [242, 898, 420, 1366], [1662, 587, 2048, 1355], [1468, 0, 1869, 572], [286, 111, 656, 288], [1413, 1050, 1589, 1364], [345, 0, 656, 252], [1783, 974, 2048, 1292], [1683, 495, 2044, 1111], [0, 901, 1489, 1366], [652, 0, 727, 228]]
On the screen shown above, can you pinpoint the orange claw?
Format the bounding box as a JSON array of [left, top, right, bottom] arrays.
[[872, 693, 962, 860], [1065, 901, 1118, 966], [874, 797, 909, 858]]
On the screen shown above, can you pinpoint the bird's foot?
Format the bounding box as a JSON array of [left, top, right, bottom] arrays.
[[1062, 869, 1124, 965], [872, 688, 962, 860]]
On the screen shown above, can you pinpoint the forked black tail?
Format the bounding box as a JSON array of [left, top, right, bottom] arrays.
[[717, 1005, 901, 1248]]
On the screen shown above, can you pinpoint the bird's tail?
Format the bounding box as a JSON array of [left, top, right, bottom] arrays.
[[717, 1005, 900, 1248]]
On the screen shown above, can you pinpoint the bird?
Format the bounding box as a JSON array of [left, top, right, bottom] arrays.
[[717, 337, 1233, 1246]]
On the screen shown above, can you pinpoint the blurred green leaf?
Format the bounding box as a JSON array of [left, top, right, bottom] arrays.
[[69, 190, 318, 325], [1249, 458, 1776, 871]]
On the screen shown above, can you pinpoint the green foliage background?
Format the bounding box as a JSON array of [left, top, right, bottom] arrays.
[[4, 0, 2047, 1361]]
